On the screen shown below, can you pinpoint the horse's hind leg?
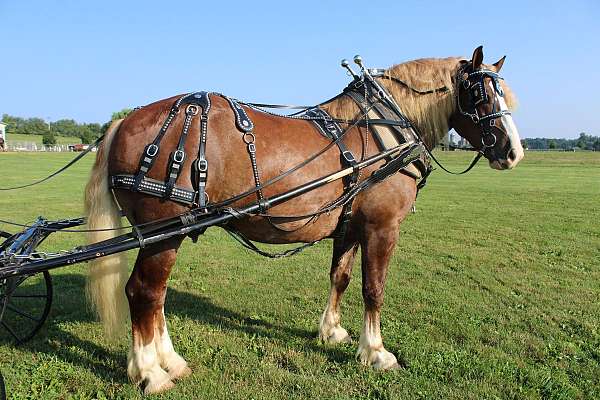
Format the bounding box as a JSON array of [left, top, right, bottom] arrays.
[[319, 234, 358, 344], [357, 221, 401, 370], [125, 237, 188, 395]]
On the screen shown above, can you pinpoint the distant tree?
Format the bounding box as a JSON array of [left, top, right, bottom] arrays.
[[23, 118, 50, 135], [42, 131, 57, 145], [80, 129, 95, 144], [520, 139, 528, 150], [111, 108, 133, 121], [101, 108, 133, 133], [52, 119, 79, 137], [79, 123, 102, 144], [576, 132, 587, 149], [548, 139, 557, 149]]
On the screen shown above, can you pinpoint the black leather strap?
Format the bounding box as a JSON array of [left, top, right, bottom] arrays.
[[112, 174, 196, 205], [165, 104, 198, 198], [306, 108, 358, 239], [132, 95, 186, 191], [225, 96, 254, 132], [192, 92, 211, 209]]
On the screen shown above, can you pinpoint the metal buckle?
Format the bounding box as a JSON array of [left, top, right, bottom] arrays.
[[173, 150, 185, 163], [146, 144, 159, 157], [342, 150, 356, 163], [186, 104, 199, 116], [196, 159, 208, 172]]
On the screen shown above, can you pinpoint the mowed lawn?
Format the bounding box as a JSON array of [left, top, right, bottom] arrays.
[[0, 151, 598, 399]]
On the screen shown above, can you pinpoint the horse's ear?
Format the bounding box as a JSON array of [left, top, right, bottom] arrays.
[[471, 45, 484, 69], [492, 55, 506, 72]]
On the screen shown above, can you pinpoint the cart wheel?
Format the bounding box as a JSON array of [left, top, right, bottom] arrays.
[[0, 272, 53, 344]]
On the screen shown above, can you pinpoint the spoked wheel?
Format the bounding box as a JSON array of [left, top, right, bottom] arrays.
[[0, 272, 52, 344]]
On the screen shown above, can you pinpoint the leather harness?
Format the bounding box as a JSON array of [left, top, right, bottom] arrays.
[[110, 77, 434, 237]]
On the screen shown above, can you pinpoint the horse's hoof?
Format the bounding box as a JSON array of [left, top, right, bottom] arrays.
[[169, 365, 192, 381], [143, 378, 175, 395], [327, 329, 352, 344], [358, 346, 400, 371], [320, 325, 352, 344]]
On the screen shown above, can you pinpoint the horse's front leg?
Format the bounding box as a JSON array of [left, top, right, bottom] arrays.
[[356, 220, 401, 370], [125, 237, 189, 395], [319, 234, 358, 344]]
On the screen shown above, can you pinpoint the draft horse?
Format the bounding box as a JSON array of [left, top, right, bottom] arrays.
[[84, 46, 523, 394]]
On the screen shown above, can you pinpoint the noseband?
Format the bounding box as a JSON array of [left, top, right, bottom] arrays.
[[456, 68, 511, 152]]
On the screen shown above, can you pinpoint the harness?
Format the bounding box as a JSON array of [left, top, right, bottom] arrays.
[[108, 58, 509, 241]]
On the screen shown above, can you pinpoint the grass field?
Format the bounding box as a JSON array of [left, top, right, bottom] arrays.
[[7, 133, 81, 146], [0, 151, 598, 399]]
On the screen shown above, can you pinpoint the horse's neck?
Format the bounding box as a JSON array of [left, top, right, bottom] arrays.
[[321, 58, 459, 149], [377, 58, 460, 149]]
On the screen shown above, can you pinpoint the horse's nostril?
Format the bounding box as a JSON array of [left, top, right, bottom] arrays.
[[507, 149, 517, 162]]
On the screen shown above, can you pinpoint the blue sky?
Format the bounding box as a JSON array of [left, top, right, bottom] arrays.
[[1, 0, 598, 139]]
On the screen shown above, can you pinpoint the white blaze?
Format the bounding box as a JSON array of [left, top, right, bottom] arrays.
[[490, 81, 524, 168]]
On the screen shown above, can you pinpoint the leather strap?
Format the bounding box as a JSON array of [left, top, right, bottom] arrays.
[[132, 95, 187, 191], [192, 92, 212, 209], [306, 108, 359, 238], [112, 174, 196, 205], [165, 104, 198, 198]]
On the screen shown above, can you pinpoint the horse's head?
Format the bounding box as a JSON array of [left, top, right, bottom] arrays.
[[450, 46, 524, 170]]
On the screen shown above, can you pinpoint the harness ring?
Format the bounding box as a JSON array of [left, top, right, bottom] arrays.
[[243, 132, 256, 144], [481, 132, 497, 148]]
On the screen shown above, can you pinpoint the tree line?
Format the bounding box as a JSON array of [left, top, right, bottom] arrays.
[[522, 133, 600, 151], [2, 111, 598, 150], [1, 109, 132, 145]]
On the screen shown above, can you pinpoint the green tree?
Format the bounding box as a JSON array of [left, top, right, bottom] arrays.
[[52, 119, 79, 137], [111, 108, 133, 121], [548, 139, 557, 149], [102, 108, 133, 133], [42, 131, 57, 145], [23, 118, 49, 135]]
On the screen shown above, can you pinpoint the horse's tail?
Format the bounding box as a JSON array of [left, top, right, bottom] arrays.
[[84, 119, 129, 338]]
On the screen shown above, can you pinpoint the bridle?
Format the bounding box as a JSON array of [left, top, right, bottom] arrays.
[[455, 67, 512, 153]]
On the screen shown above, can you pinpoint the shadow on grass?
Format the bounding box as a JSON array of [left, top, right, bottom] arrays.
[[1, 273, 351, 383]]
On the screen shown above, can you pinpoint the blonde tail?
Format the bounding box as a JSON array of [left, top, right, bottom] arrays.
[[84, 119, 129, 338]]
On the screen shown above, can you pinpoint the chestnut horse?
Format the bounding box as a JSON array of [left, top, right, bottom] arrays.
[[84, 46, 523, 394]]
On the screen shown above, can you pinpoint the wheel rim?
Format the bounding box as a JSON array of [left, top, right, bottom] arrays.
[[0, 272, 52, 344]]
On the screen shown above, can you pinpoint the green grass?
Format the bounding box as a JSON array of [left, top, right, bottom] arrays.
[[7, 133, 81, 145], [0, 151, 598, 399]]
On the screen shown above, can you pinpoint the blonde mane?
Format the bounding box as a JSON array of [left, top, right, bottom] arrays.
[[321, 57, 517, 147]]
